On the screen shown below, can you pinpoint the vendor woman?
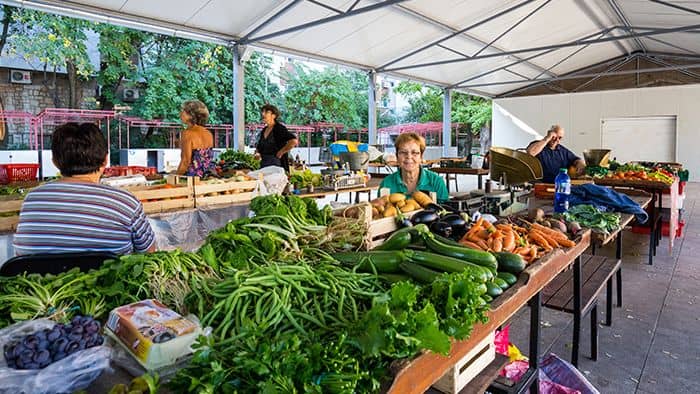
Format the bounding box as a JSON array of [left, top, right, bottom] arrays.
[[254, 104, 298, 172], [176, 100, 215, 176], [380, 132, 449, 202]]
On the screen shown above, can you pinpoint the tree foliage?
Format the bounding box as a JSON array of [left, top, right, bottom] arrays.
[[282, 64, 367, 129], [395, 81, 492, 132]]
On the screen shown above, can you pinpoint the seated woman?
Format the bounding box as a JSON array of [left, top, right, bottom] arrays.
[[13, 123, 156, 256], [380, 132, 449, 203], [176, 100, 215, 176]]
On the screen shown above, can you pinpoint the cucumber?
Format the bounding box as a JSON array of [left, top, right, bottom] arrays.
[[406, 250, 490, 283], [423, 235, 498, 272], [486, 281, 503, 297], [399, 262, 442, 284], [379, 273, 411, 284], [374, 227, 414, 251], [497, 272, 518, 286], [481, 294, 493, 303], [493, 252, 526, 274], [492, 277, 509, 290], [334, 251, 406, 273]]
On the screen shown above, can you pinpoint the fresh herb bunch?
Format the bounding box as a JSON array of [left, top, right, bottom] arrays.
[[217, 149, 260, 171]]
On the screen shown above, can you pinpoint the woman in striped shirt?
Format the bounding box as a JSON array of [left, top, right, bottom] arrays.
[[13, 122, 156, 256]]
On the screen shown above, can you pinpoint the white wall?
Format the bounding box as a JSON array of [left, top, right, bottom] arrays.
[[493, 84, 700, 180]]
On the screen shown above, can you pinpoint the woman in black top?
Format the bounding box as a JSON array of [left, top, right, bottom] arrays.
[[255, 104, 298, 172]]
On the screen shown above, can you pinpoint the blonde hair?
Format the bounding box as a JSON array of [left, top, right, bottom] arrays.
[[395, 132, 426, 153], [181, 100, 210, 126]]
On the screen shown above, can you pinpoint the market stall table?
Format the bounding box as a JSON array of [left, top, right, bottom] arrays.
[[299, 177, 381, 203], [387, 230, 591, 394], [431, 167, 489, 191], [593, 178, 678, 264]]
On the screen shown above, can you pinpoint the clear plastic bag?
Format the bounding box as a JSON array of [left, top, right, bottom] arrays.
[[0, 319, 111, 394]]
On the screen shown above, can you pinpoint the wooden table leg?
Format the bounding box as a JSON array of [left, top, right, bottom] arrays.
[[572, 255, 582, 367]]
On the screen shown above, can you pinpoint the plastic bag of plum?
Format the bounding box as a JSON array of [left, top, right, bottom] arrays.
[[0, 316, 111, 394]]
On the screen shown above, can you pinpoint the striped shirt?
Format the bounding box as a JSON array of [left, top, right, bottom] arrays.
[[13, 182, 156, 256]]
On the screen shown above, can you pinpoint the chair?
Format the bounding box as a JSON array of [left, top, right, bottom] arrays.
[[0, 252, 118, 276]]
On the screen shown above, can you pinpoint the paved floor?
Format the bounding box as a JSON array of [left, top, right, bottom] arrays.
[[504, 182, 700, 393]]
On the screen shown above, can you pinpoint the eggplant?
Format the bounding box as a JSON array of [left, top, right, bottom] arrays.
[[411, 210, 439, 226], [397, 217, 413, 228], [441, 214, 467, 229], [429, 221, 453, 238]]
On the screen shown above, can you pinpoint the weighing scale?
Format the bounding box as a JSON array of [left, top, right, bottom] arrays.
[[483, 147, 543, 216]]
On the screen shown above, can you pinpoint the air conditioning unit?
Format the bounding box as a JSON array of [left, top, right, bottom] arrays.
[[122, 88, 140, 102], [10, 70, 31, 84]]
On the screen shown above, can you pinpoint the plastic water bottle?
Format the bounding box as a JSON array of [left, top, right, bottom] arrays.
[[554, 168, 571, 213]]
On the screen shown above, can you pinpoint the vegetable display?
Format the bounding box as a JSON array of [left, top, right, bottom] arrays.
[[216, 149, 260, 171], [562, 204, 621, 235]]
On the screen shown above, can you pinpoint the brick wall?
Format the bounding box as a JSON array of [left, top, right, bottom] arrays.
[[0, 68, 96, 112]]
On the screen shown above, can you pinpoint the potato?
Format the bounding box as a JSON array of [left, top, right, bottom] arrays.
[[389, 193, 406, 204], [372, 207, 380, 218], [343, 206, 361, 218], [400, 202, 417, 213], [395, 199, 407, 209], [411, 191, 432, 207], [383, 204, 398, 218]]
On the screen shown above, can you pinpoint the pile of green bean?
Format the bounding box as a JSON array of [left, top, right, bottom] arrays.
[[196, 261, 386, 341]]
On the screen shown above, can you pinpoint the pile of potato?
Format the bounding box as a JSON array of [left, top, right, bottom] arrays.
[[370, 191, 433, 219]]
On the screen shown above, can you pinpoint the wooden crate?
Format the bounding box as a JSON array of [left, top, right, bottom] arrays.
[[332, 204, 422, 250], [0, 197, 24, 232], [432, 332, 496, 394], [127, 175, 194, 214], [193, 174, 261, 208]]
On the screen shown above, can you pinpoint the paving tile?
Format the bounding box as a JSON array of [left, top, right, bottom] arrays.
[[638, 327, 700, 393], [656, 303, 700, 334]]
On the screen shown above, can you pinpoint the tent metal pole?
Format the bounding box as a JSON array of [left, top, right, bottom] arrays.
[[368, 71, 378, 146], [383, 24, 700, 72], [242, 0, 408, 44], [388, 2, 556, 77], [644, 37, 700, 56], [473, 0, 552, 57], [239, 1, 303, 42], [448, 28, 614, 89], [648, 0, 700, 16], [377, 0, 536, 71], [607, 0, 646, 52], [643, 55, 700, 81], [572, 55, 635, 92], [442, 89, 452, 157], [463, 62, 700, 89], [232, 45, 246, 151]]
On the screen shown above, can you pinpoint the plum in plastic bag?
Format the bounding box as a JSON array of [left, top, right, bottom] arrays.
[[0, 319, 111, 394]]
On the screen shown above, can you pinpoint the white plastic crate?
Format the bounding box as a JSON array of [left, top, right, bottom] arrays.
[[432, 331, 496, 394]]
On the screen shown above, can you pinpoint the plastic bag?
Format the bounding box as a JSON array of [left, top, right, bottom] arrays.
[[248, 166, 288, 196], [0, 319, 111, 394], [539, 353, 600, 394], [494, 325, 510, 355]]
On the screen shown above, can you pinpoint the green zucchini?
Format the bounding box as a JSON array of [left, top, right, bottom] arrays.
[[334, 251, 406, 273], [493, 252, 526, 274], [497, 272, 518, 286], [406, 250, 490, 282], [379, 273, 411, 284], [399, 262, 442, 284], [374, 227, 414, 251], [492, 277, 509, 290], [486, 281, 503, 297], [481, 294, 493, 303], [422, 235, 498, 273]]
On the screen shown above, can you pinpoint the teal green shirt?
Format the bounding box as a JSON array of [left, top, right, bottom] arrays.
[[379, 168, 449, 202]]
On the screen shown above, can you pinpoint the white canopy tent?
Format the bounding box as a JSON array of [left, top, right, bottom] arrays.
[[3, 0, 699, 152]]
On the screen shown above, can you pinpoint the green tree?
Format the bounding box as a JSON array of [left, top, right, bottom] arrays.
[[282, 64, 367, 129], [8, 8, 93, 108], [244, 52, 282, 123], [95, 24, 148, 109]]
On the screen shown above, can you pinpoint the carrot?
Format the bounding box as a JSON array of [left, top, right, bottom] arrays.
[[531, 229, 560, 248], [484, 221, 497, 234], [514, 246, 529, 256], [476, 229, 490, 240], [492, 237, 503, 252], [496, 224, 513, 232], [530, 245, 539, 260], [531, 223, 569, 241], [503, 231, 515, 252], [473, 217, 484, 230], [557, 238, 576, 248], [467, 234, 489, 250], [528, 232, 553, 251], [464, 224, 481, 240]]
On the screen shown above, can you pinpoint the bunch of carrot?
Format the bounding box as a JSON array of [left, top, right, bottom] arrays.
[[459, 218, 576, 264]]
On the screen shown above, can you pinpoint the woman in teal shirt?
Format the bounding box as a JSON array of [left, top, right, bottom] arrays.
[[380, 132, 449, 202]]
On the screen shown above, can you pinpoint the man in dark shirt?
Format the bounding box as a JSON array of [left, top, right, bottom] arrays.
[[526, 125, 585, 183]]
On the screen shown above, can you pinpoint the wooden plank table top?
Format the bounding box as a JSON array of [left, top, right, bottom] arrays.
[[386, 230, 591, 394], [430, 167, 490, 175], [298, 177, 382, 199], [592, 178, 671, 192]]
